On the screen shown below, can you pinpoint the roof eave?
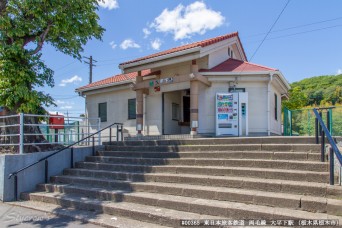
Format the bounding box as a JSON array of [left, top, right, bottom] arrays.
[[271, 70, 291, 90], [119, 47, 201, 71], [201, 71, 275, 76], [75, 80, 134, 93], [202, 70, 290, 90]]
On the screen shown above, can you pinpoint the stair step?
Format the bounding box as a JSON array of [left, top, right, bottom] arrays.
[[85, 156, 328, 172], [107, 137, 317, 146], [16, 136, 341, 227], [74, 162, 330, 183], [37, 182, 342, 216], [97, 151, 321, 161], [104, 144, 320, 152], [8, 200, 164, 228], [22, 191, 342, 226], [52, 173, 338, 197], [22, 192, 223, 227]]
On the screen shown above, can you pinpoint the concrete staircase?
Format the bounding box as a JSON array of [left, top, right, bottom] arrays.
[[16, 137, 342, 227]]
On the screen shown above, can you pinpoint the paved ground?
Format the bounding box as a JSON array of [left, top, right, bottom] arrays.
[[0, 201, 102, 228]]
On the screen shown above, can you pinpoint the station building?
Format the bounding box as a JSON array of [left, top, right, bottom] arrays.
[[76, 32, 290, 137]]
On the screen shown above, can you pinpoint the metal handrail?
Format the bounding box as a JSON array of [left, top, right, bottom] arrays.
[[313, 108, 341, 185], [8, 122, 123, 200]]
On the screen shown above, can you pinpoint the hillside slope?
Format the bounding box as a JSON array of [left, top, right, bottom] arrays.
[[288, 75, 342, 107]]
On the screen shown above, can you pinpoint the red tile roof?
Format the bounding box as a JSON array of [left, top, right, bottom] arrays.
[[199, 58, 277, 73], [77, 69, 157, 91], [120, 32, 246, 66]]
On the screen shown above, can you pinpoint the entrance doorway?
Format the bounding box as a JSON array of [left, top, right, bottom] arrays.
[[162, 89, 191, 135], [183, 96, 190, 123]]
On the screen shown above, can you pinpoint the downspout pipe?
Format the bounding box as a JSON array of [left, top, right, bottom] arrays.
[[267, 74, 273, 136]]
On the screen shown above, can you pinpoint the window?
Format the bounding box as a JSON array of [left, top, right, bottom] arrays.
[[128, 98, 136, 119], [274, 93, 278, 120], [229, 88, 245, 93], [172, 103, 180, 121], [98, 102, 107, 122]]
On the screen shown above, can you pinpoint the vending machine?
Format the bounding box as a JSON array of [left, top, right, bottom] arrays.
[[215, 92, 248, 137]]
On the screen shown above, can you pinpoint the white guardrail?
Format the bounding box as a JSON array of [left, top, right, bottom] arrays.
[[0, 113, 111, 154]]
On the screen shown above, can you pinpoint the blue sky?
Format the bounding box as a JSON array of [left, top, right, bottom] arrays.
[[41, 0, 342, 116]]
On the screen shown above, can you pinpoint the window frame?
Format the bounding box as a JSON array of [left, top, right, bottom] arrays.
[[228, 88, 245, 93], [274, 93, 278, 121], [172, 103, 180, 121], [128, 98, 136, 120], [98, 102, 107, 122]]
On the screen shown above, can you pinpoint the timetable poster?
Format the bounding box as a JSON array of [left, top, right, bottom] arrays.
[[215, 93, 239, 136]]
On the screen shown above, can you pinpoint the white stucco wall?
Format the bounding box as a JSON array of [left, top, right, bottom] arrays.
[[198, 80, 269, 136], [197, 82, 217, 134], [208, 47, 229, 69], [144, 93, 162, 135], [85, 86, 137, 137], [247, 83, 268, 135]]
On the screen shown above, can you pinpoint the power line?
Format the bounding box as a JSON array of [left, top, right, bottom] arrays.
[[242, 23, 342, 46], [247, 16, 342, 38], [54, 61, 77, 71], [267, 24, 342, 40], [96, 54, 144, 63], [53, 67, 83, 79], [249, 0, 291, 62]]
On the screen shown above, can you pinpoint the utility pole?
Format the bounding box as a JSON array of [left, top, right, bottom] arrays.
[[84, 56, 97, 84]]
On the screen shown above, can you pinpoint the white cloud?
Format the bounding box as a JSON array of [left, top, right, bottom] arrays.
[[143, 28, 151, 38], [60, 105, 73, 110], [56, 100, 66, 104], [49, 111, 64, 115], [109, 41, 117, 49], [337, 69, 342, 75], [151, 38, 162, 50], [120, 39, 141, 50], [56, 100, 74, 110], [98, 0, 118, 10], [59, 75, 82, 87], [150, 1, 225, 40]]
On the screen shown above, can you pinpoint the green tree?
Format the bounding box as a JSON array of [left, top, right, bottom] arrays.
[[291, 75, 342, 106], [283, 86, 307, 110], [0, 0, 104, 113], [0, 0, 104, 152]]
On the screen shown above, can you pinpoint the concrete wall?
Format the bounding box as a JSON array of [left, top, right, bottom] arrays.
[[0, 146, 101, 202], [198, 81, 214, 134], [86, 87, 136, 137], [208, 46, 229, 69], [145, 93, 162, 135], [247, 82, 268, 135], [198, 80, 268, 136], [155, 57, 208, 77]]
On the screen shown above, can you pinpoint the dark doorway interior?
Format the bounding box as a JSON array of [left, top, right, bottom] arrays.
[[183, 96, 190, 123]]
